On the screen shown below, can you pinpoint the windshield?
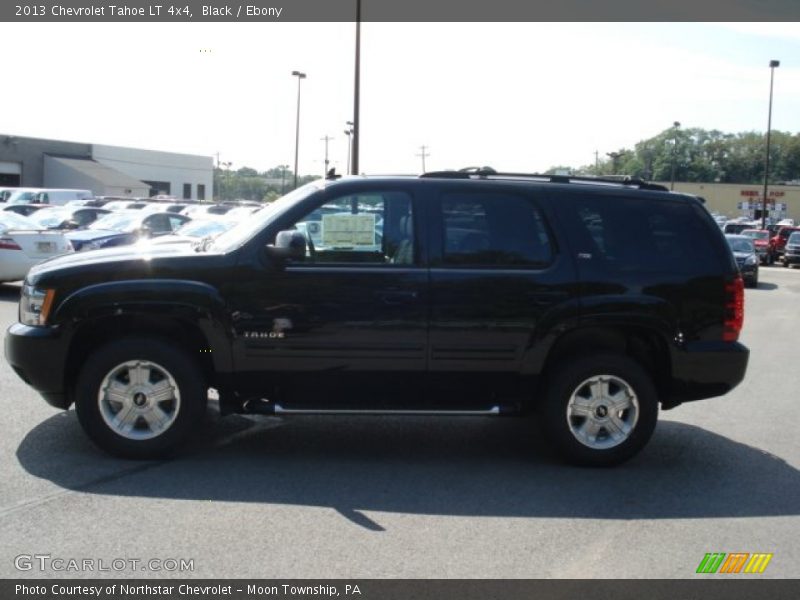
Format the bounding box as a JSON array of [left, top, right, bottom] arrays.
[[88, 212, 139, 232], [7, 191, 37, 204], [727, 238, 754, 253], [0, 212, 39, 231], [208, 181, 324, 252]]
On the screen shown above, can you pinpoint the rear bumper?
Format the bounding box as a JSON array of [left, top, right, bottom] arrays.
[[667, 340, 749, 406], [784, 253, 800, 264], [5, 322, 70, 409]]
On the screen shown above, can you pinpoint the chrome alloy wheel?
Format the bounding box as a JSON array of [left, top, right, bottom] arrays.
[[566, 375, 640, 450], [97, 360, 181, 440]]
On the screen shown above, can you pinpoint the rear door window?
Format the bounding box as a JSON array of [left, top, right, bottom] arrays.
[[436, 191, 553, 267]]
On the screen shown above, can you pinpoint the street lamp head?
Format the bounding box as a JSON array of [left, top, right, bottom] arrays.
[[344, 130, 352, 136], [292, 70, 307, 78], [770, 60, 780, 68], [673, 121, 681, 128]]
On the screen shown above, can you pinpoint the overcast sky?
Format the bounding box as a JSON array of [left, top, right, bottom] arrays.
[[1, 22, 799, 176]]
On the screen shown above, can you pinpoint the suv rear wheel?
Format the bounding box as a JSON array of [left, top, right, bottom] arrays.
[[74, 338, 207, 459], [540, 354, 658, 467]]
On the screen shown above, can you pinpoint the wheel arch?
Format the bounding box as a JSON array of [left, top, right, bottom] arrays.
[[538, 324, 672, 405], [63, 313, 226, 407]]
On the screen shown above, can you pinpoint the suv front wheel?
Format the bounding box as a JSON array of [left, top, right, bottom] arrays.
[[541, 354, 658, 467], [74, 338, 207, 459]]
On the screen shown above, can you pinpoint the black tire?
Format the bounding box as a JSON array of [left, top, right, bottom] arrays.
[[540, 354, 658, 467], [74, 338, 207, 459]]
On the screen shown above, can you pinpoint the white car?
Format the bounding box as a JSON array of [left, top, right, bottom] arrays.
[[138, 218, 239, 247], [0, 212, 74, 282]]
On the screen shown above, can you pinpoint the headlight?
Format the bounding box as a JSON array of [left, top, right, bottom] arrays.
[[20, 285, 55, 326], [745, 255, 758, 266]]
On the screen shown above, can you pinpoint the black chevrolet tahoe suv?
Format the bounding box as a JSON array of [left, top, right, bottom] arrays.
[[5, 170, 749, 466]]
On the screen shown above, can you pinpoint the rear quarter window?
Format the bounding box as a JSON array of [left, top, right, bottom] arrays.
[[557, 194, 724, 275]]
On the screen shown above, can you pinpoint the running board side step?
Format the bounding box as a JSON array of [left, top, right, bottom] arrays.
[[242, 399, 503, 416]]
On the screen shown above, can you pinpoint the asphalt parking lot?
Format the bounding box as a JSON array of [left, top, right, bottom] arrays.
[[0, 266, 799, 579]]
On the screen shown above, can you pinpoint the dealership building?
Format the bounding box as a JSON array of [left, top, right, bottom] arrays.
[[0, 134, 213, 201], [667, 181, 800, 222]]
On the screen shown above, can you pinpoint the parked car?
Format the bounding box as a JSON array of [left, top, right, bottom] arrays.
[[5, 170, 749, 466], [137, 218, 239, 247], [740, 229, 773, 264], [783, 231, 800, 268], [3, 204, 49, 217], [102, 200, 151, 211], [27, 206, 111, 230], [769, 226, 800, 262], [0, 212, 74, 282], [0, 187, 17, 202], [725, 234, 759, 288], [6, 188, 93, 206], [723, 222, 754, 235], [66, 211, 191, 251]]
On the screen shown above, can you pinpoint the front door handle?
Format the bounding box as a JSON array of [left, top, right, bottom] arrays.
[[526, 290, 570, 306]]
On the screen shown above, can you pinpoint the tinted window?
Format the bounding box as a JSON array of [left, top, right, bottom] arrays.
[[561, 195, 720, 274], [288, 191, 414, 265], [439, 192, 552, 267]]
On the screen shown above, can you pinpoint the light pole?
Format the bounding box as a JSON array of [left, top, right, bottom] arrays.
[[279, 164, 289, 194], [291, 70, 306, 190], [220, 161, 232, 201], [670, 121, 680, 191], [321, 135, 333, 177], [351, 0, 361, 175], [762, 60, 780, 229], [344, 121, 354, 175]]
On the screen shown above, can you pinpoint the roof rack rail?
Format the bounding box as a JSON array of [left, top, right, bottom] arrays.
[[419, 167, 668, 191]]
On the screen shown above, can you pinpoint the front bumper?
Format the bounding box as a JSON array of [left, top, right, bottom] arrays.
[[5, 322, 70, 409], [667, 340, 749, 406]]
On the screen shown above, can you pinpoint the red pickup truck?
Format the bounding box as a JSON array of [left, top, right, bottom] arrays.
[[771, 226, 800, 262]]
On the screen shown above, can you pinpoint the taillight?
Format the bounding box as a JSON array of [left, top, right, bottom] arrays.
[[723, 276, 744, 342], [0, 237, 22, 250]]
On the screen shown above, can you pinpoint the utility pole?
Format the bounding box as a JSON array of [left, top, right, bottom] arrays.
[[594, 150, 599, 173], [670, 121, 681, 191], [606, 151, 622, 175], [321, 135, 333, 177], [416, 145, 430, 173]]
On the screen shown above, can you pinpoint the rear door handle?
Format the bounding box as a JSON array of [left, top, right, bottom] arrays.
[[526, 290, 569, 306], [376, 290, 419, 305]]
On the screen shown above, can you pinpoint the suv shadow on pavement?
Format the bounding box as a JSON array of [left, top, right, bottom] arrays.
[[16, 410, 800, 529], [0, 284, 21, 302]]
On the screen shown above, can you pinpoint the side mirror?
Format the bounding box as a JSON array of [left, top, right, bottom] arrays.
[[266, 230, 307, 262]]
